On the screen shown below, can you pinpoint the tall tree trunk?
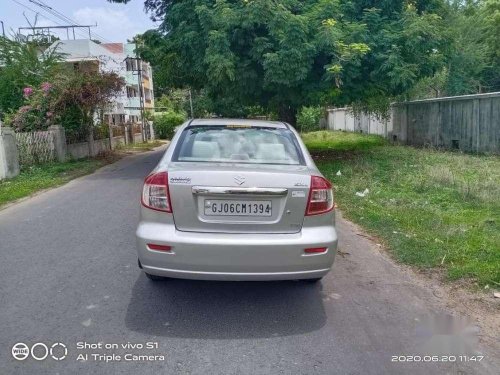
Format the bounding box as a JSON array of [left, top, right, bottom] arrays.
[[87, 124, 95, 157], [278, 105, 297, 127], [85, 112, 95, 157]]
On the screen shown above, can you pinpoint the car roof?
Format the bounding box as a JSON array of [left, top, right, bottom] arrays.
[[188, 118, 289, 129]]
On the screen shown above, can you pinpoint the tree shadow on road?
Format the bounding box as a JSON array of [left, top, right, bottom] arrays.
[[125, 275, 326, 339]]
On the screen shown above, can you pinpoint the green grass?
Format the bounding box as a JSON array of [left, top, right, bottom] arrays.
[[116, 140, 166, 152], [0, 159, 108, 207], [302, 131, 500, 287], [301, 130, 386, 152]]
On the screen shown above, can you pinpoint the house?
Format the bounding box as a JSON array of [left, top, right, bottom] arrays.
[[47, 39, 154, 126]]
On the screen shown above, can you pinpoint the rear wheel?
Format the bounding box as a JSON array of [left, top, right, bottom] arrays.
[[303, 277, 322, 283], [139, 259, 167, 281], [144, 272, 167, 281]]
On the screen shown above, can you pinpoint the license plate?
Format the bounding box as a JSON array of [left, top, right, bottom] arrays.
[[204, 200, 272, 216]]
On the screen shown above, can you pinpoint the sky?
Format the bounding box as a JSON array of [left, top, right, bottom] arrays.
[[0, 0, 158, 43]]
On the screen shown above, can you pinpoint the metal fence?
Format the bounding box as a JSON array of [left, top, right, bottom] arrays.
[[65, 126, 89, 145], [15, 130, 56, 167], [111, 125, 125, 137]]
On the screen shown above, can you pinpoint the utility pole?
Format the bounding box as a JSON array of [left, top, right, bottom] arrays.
[[0, 21, 5, 38], [137, 60, 146, 142], [124, 56, 147, 142]]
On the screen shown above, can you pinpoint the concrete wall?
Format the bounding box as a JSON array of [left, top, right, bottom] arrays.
[[392, 92, 499, 153], [111, 135, 125, 148], [67, 141, 92, 160], [67, 134, 138, 160], [327, 108, 392, 137], [1, 122, 152, 180], [133, 133, 143, 143], [67, 139, 111, 159], [327, 92, 500, 153]]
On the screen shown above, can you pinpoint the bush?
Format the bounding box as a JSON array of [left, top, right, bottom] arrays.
[[94, 124, 110, 140], [154, 111, 187, 139], [297, 106, 323, 133]]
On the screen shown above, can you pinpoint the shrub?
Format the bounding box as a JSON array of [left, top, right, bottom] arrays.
[[58, 104, 88, 142], [297, 106, 323, 133], [94, 124, 110, 140], [154, 111, 187, 139]]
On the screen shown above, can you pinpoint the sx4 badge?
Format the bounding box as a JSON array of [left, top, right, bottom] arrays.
[[12, 342, 67, 361]]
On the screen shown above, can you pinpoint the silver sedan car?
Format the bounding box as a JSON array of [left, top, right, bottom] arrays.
[[136, 119, 338, 282]]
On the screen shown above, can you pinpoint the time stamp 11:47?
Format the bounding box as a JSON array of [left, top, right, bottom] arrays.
[[391, 355, 484, 363]]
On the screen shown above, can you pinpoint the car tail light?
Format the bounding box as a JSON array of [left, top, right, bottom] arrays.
[[304, 247, 328, 254], [306, 176, 334, 216], [147, 243, 172, 252], [142, 172, 172, 212]]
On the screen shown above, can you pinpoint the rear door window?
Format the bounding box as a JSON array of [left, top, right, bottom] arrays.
[[173, 125, 304, 165]]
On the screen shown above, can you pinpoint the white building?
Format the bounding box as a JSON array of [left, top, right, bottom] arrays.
[[48, 39, 154, 126]]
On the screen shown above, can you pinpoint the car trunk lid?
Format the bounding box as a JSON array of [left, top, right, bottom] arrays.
[[168, 162, 311, 233]]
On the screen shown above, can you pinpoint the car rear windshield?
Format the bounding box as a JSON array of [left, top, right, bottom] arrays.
[[172, 125, 305, 165]]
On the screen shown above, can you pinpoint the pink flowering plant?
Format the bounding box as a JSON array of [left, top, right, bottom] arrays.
[[23, 87, 33, 98], [9, 68, 124, 135], [11, 82, 57, 131], [41, 82, 53, 95]]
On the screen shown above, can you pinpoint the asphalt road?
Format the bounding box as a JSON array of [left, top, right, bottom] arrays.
[[0, 148, 497, 375]]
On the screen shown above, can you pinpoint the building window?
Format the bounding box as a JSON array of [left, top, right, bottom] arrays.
[[126, 87, 137, 98], [126, 59, 138, 71]]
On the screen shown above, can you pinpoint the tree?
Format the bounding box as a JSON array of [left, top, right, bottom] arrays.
[[8, 66, 124, 143], [0, 37, 61, 119], [444, 0, 500, 94], [51, 70, 124, 128], [50, 69, 124, 146], [110, 0, 497, 121], [112, 0, 372, 123], [405, 0, 500, 99]]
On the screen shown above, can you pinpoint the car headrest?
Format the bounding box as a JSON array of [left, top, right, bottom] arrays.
[[192, 141, 221, 159], [256, 143, 287, 160]]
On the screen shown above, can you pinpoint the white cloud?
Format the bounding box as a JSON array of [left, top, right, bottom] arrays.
[[73, 7, 145, 43]]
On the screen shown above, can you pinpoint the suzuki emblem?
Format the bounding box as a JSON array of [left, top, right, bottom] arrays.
[[234, 175, 245, 185]]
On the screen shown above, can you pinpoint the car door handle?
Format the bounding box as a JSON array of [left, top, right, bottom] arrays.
[[192, 186, 288, 196]]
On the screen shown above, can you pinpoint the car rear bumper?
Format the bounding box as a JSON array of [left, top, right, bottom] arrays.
[[136, 223, 338, 281]]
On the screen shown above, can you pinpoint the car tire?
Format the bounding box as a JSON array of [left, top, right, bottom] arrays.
[[144, 272, 167, 281], [303, 277, 322, 283]]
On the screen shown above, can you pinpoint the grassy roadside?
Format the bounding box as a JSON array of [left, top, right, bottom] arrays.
[[0, 157, 115, 208], [115, 140, 167, 152], [0, 140, 166, 208], [302, 131, 500, 288]]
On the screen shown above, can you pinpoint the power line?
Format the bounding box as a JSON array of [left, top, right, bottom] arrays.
[[10, 0, 62, 27], [27, 0, 96, 40], [31, 1, 97, 38], [10, 0, 90, 39], [29, 0, 113, 43]]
